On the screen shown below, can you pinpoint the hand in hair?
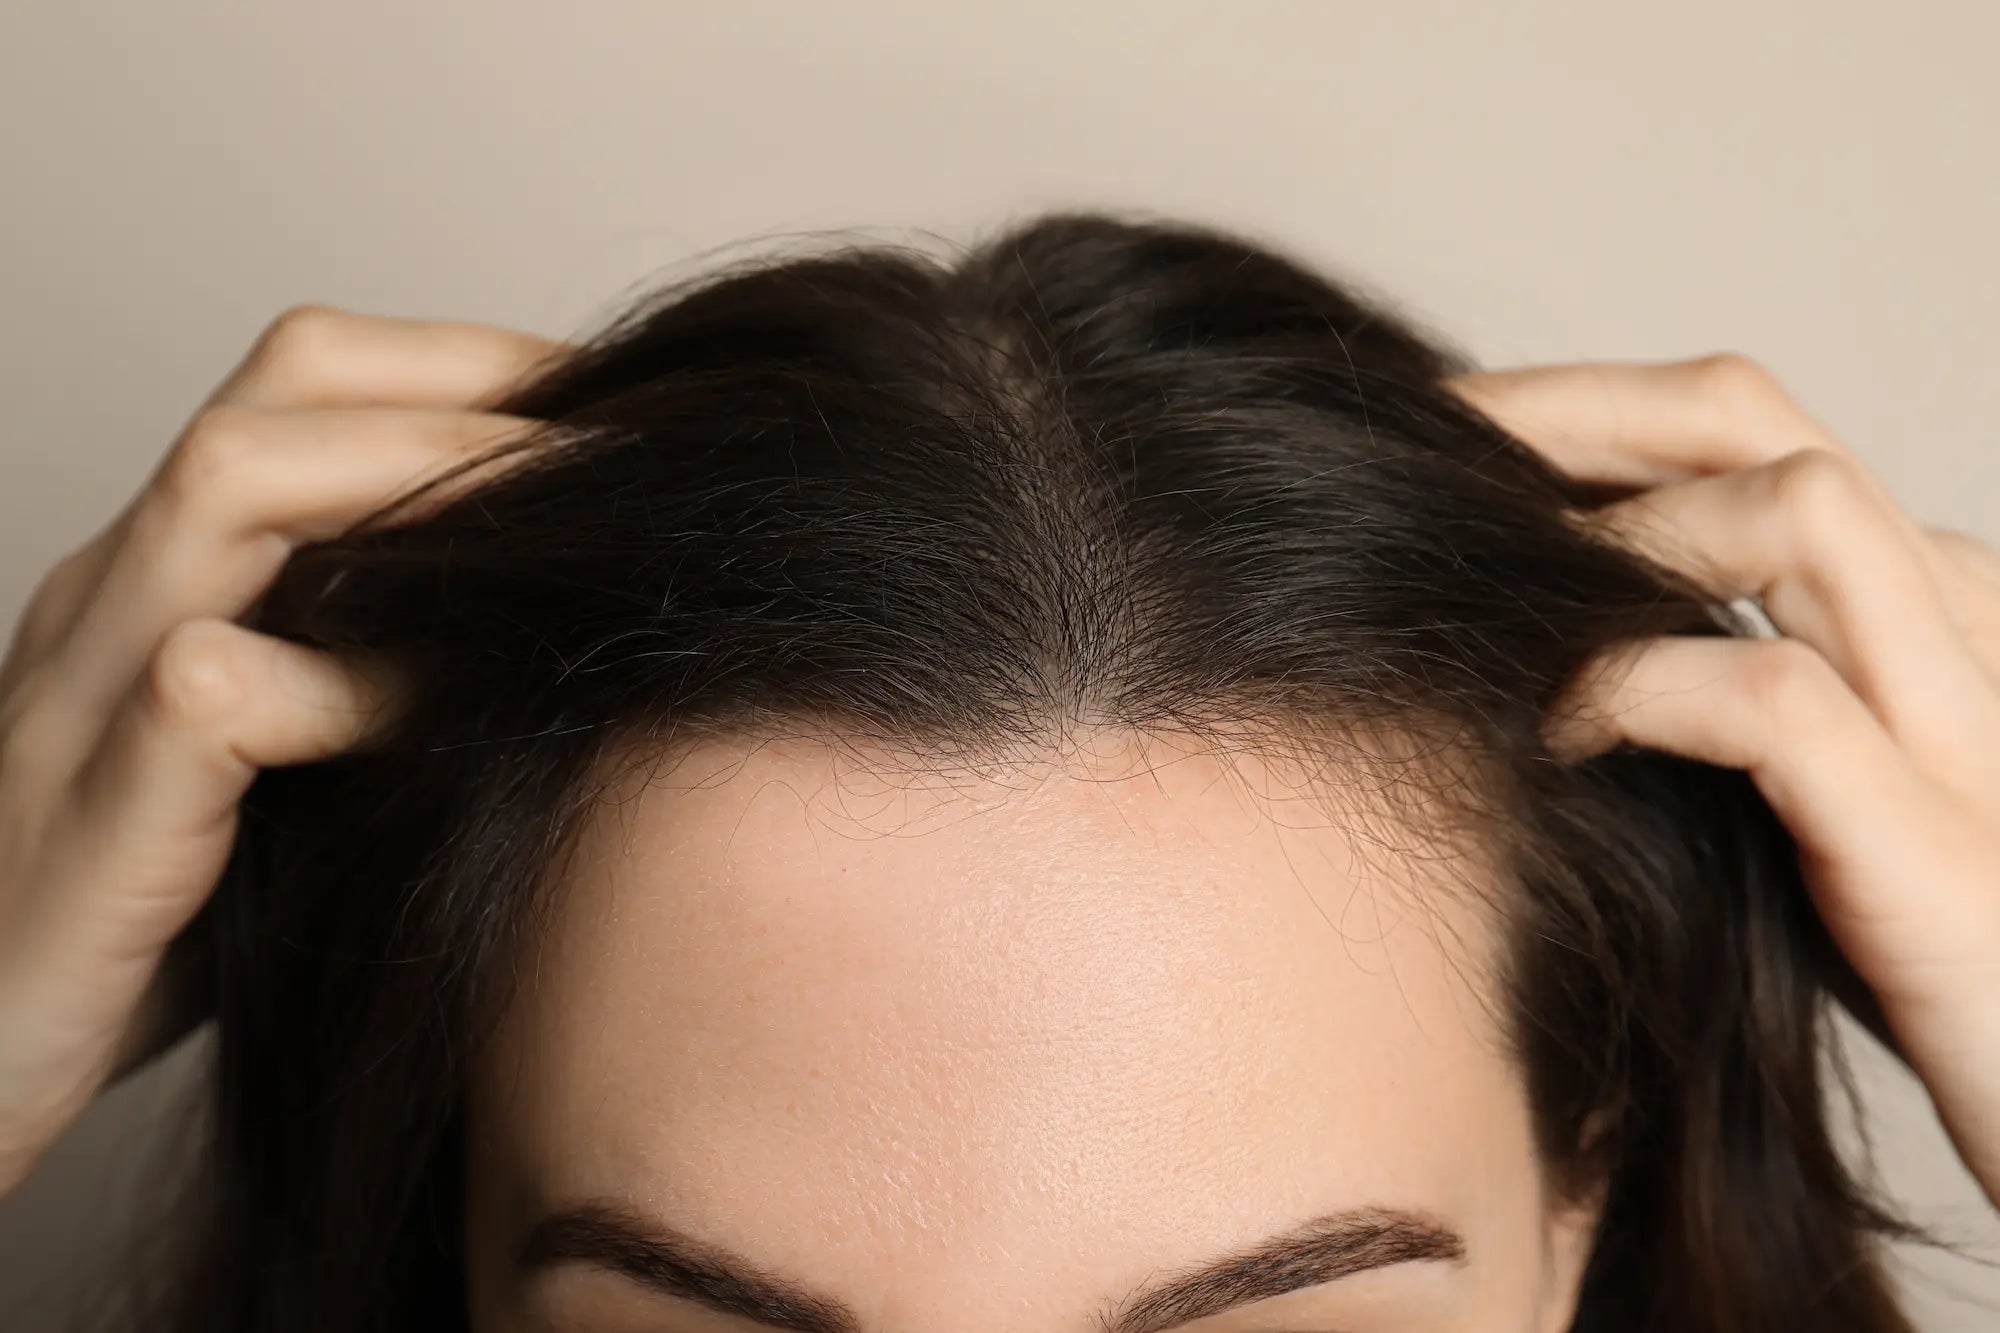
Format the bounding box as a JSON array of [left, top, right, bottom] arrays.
[[0, 305, 566, 1198], [1450, 354, 2000, 1212]]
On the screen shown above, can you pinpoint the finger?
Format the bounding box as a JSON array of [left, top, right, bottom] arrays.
[[1581, 449, 1997, 760], [203, 303, 572, 413], [1, 308, 569, 688], [1445, 354, 1864, 488], [1444, 353, 1969, 646], [21, 405, 537, 741], [19, 617, 405, 971], [1546, 635, 1997, 981], [1547, 636, 1928, 875]]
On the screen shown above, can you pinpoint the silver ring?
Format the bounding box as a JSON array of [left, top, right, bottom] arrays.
[[1708, 594, 1780, 639]]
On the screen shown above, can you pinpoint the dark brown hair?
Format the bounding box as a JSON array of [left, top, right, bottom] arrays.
[[142, 210, 1923, 1331]]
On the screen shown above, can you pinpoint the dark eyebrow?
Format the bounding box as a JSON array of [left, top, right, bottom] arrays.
[[1100, 1208, 1466, 1333], [518, 1200, 1465, 1333]]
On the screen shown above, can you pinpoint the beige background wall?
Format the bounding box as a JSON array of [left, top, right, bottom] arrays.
[[1, 2, 1996, 1327]]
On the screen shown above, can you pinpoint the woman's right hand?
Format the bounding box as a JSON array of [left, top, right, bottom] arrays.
[[0, 305, 566, 1199]]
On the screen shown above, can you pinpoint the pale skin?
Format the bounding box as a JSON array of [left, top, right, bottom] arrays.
[[0, 307, 1995, 1331]]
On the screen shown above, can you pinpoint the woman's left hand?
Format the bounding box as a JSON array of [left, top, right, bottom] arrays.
[[1444, 354, 2000, 1212]]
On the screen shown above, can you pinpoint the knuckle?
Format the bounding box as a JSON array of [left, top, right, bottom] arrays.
[[1735, 637, 1839, 725], [256, 302, 348, 365], [1764, 448, 1876, 555], [243, 303, 352, 397], [158, 406, 266, 513], [15, 543, 96, 646], [38, 538, 96, 587], [0, 688, 51, 782], [141, 619, 249, 732], [0, 674, 76, 791], [1689, 350, 1788, 413]]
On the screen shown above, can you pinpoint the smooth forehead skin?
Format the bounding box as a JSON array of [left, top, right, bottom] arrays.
[[462, 730, 1597, 1333]]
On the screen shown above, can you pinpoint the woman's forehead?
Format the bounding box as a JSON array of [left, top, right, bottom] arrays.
[[471, 728, 1525, 1182], [512, 729, 1514, 1041]]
